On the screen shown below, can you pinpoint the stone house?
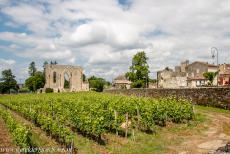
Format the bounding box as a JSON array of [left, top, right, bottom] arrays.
[[112, 75, 132, 89], [157, 60, 218, 88], [219, 64, 230, 86], [157, 67, 187, 88], [185, 61, 218, 87]]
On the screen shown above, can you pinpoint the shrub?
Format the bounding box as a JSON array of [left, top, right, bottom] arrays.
[[45, 88, 53, 93], [18, 87, 30, 93]]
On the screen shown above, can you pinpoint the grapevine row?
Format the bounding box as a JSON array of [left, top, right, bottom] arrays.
[[0, 92, 194, 140], [0, 107, 34, 149]]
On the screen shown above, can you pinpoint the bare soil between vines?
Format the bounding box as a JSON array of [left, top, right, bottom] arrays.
[[0, 118, 18, 154]]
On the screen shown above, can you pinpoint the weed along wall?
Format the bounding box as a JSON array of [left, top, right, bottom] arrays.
[[104, 88, 230, 110]]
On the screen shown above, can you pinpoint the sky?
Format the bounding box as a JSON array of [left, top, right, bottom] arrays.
[[0, 0, 230, 83]]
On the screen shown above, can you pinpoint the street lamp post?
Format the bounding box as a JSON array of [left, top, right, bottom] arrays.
[[211, 47, 219, 86]]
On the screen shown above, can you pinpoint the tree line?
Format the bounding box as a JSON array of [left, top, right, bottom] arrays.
[[0, 60, 110, 94]]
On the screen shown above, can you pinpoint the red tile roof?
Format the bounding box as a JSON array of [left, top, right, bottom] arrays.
[[219, 69, 230, 75]]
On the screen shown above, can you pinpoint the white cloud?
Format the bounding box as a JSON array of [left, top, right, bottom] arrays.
[[71, 23, 107, 46], [0, 0, 230, 81], [0, 58, 16, 72]]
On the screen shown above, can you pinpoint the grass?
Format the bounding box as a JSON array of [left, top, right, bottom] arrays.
[[70, 111, 210, 154], [195, 105, 230, 115], [105, 132, 168, 154]]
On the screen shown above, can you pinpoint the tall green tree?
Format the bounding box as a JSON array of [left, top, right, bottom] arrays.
[[25, 71, 45, 92], [88, 76, 107, 92], [43, 61, 48, 68], [43, 61, 48, 81], [28, 61, 37, 76], [125, 51, 150, 88], [82, 74, 86, 82], [0, 69, 18, 94], [203, 72, 218, 85]]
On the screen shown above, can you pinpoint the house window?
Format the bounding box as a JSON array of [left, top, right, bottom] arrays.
[[201, 80, 205, 85], [53, 72, 57, 83]]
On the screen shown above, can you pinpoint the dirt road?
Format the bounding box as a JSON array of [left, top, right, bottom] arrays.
[[174, 108, 230, 154]]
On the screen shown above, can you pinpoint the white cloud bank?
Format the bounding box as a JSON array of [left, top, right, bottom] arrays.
[[0, 58, 16, 72], [0, 0, 230, 80]]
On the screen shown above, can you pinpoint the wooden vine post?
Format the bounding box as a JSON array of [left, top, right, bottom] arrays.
[[136, 105, 140, 130], [71, 138, 74, 154], [114, 110, 118, 136], [125, 113, 128, 138]]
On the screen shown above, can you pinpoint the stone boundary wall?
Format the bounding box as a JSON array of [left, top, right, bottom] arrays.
[[104, 88, 230, 110]]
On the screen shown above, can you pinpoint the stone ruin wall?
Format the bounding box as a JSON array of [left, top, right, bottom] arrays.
[[44, 64, 89, 92]]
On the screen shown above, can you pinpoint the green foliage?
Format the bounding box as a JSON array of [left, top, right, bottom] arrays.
[[0, 69, 18, 94], [64, 73, 70, 89], [131, 80, 145, 88], [43, 61, 48, 68], [126, 51, 150, 88], [149, 79, 157, 83], [0, 92, 194, 140], [25, 71, 45, 92], [45, 88, 53, 93], [18, 87, 30, 93], [0, 99, 73, 147], [28, 61, 37, 76], [82, 74, 86, 82], [88, 76, 107, 92], [203, 72, 218, 85], [64, 79, 70, 89], [0, 108, 33, 148]]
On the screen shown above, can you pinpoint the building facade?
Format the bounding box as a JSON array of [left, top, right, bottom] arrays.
[[157, 68, 187, 88], [219, 64, 230, 86], [43, 64, 89, 92], [185, 61, 217, 87], [157, 60, 219, 88], [112, 75, 132, 89]]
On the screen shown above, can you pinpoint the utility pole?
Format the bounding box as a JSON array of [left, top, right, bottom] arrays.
[[211, 47, 219, 86]]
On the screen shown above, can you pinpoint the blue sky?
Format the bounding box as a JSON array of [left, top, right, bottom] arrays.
[[0, 0, 230, 82]]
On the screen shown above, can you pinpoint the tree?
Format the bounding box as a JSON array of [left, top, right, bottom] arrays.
[[43, 61, 48, 69], [25, 71, 45, 92], [88, 76, 107, 92], [203, 72, 218, 85], [43, 61, 48, 81], [125, 51, 150, 88], [82, 74, 86, 82], [0, 69, 18, 94], [28, 61, 37, 76], [50, 61, 57, 65]]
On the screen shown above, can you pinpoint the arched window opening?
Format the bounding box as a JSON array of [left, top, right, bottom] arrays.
[[53, 72, 57, 83], [64, 73, 70, 89]]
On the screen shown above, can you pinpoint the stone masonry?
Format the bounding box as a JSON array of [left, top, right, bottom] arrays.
[[44, 64, 89, 92], [105, 88, 230, 110]]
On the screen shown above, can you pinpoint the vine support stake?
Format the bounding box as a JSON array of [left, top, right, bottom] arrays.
[[136, 105, 140, 130], [125, 113, 128, 138], [132, 129, 135, 141], [114, 110, 118, 136]]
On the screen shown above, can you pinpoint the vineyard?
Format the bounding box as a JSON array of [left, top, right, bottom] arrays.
[[0, 92, 194, 153]]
